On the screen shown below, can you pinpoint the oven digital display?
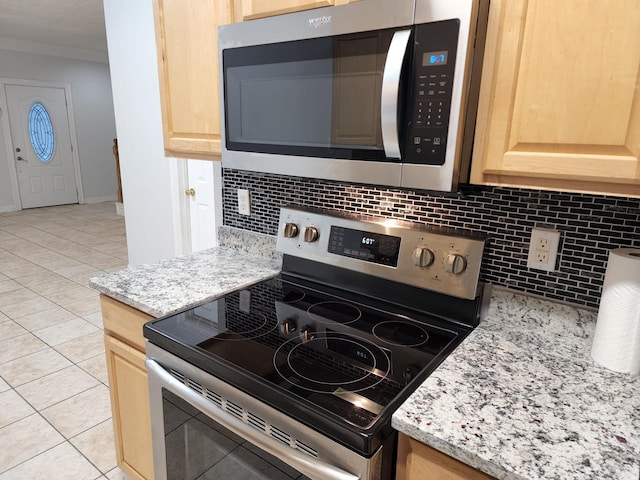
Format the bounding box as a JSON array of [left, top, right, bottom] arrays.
[[328, 226, 401, 267]]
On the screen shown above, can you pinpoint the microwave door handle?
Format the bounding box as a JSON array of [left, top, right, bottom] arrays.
[[381, 30, 411, 159], [145, 358, 360, 480]]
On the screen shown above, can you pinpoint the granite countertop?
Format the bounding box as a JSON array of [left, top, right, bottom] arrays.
[[392, 288, 640, 480], [89, 227, 281, 317]]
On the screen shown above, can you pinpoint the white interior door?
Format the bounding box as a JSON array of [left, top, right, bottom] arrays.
[[186, 159, 222, 252], [5, 84, 78, 209]]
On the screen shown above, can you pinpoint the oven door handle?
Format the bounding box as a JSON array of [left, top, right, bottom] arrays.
[[381, 29, 411, 159], [146, 358, 361, 480]]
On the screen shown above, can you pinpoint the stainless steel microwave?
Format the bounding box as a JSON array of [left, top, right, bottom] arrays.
[[219, 0, 489, 192]]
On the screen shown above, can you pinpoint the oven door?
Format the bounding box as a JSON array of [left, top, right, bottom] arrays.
[[146, 342, 382, 480]]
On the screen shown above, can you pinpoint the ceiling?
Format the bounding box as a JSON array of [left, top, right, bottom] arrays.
[[0, 0, 108, 63]]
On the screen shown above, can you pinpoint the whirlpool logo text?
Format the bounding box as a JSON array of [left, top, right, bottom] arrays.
[[308, 15, 332, 28]]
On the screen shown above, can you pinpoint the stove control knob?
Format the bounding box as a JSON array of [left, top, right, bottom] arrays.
[[279, 318, 297, 336], [412, 246, 435, 268], [445, 253, 467, 275], [299, 327, 315, 343], [283, 223, 299, 238], [403, 364, 420, 385], [303, 226, 319, 243]]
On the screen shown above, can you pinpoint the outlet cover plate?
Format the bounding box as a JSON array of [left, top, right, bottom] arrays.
[[527, 228, 560, 272], [239, 289, 251, 313], [237, 189, 251, 216]]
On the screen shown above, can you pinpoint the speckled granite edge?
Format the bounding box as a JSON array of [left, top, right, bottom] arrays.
[[218, 226, 282, 262], [90, 247, 281, 317], [90, 227, 282, 317], [392, 287, 640, 480]]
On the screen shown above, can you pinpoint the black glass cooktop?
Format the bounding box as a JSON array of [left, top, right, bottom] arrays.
[[144, 274, 469, 452]]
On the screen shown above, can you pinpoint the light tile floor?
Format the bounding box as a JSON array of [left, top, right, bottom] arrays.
[[0, 203, 131, 479]]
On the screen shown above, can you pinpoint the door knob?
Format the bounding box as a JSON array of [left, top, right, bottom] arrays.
[[185, 188, 195, 196]]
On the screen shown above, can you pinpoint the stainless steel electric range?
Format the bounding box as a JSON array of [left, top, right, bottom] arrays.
[[144, 206, 487, 480]]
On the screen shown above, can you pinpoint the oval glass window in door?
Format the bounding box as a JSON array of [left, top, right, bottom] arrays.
[[28, 102, 55, 163]]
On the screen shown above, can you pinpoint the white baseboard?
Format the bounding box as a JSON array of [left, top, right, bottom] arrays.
[[115, 202, 124, 216], [0, 205, 17, 213], [84, 195, 117, 204]]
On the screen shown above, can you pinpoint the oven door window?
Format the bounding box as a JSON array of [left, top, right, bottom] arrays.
[[161, 389, 310, 480], [223, 27, 406, 161]]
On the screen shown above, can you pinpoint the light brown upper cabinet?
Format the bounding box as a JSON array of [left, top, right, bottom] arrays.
[[154, 0, 233, 159], [233, 0, 358, 22], [471, 0, 640, 197]]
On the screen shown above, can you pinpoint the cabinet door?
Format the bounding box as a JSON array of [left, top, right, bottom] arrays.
[[105, 334, 153, 480], [233, 0, 357, 22], [470, 0, 640, 197], [154, 0, 232, 158], [396, 433, 495, 480]]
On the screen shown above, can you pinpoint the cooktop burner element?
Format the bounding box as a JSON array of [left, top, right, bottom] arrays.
[[274, 333, 390, 394], [280, 286, 305, 304], [307, 301, 362, 325], [144, 205, 487, 456], [373, 321, 429, 347]]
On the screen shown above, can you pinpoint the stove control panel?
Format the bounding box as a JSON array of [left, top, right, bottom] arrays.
[[276, 206, 486, 300]]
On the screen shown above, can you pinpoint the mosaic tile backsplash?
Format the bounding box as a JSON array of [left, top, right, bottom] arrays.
[[222, 168, 640, 309]]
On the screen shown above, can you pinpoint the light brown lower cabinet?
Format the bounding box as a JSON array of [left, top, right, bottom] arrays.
[[396, 433, 495, 480], [101, 295, 154, 480]]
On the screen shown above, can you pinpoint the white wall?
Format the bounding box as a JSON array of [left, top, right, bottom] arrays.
[[103, 0, 181, 265], [0, 49, 118, 208]]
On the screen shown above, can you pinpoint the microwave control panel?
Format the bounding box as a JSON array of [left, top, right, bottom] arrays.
[[405, 20, 460, 166]]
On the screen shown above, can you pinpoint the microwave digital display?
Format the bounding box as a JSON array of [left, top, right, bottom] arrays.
[[422, 50, 448, 66]]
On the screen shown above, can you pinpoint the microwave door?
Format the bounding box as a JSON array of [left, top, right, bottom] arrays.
[[220, 30, 410, 186], [381, 30, 412, 160]]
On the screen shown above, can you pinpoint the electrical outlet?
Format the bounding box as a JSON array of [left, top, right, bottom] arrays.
[[239, 290, 251, 314], [527, 228, 561, 272], [237, 189, 251, 215]]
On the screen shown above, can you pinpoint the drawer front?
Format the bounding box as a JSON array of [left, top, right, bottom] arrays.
[[100, 294, 153, 351]]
